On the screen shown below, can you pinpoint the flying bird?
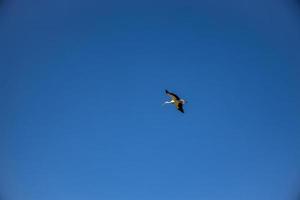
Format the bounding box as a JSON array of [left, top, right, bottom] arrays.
[[163, 89, 186, 113]]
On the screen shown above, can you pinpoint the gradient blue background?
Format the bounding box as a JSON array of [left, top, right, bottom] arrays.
[[1, 0, 300, 200]]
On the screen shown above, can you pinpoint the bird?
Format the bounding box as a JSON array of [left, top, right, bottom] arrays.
[[163, 89, 187, 113]]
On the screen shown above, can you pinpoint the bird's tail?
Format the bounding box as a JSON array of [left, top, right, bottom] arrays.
[[162, 101, 172, 106]]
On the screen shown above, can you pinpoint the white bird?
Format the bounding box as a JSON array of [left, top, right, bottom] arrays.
[[163, 89, 186, 113]]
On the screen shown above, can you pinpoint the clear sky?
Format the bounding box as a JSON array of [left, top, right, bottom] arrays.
[[1, 0, 300, 200]]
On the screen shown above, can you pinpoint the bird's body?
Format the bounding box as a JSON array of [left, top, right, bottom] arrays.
[[164, 89, 186, 113]]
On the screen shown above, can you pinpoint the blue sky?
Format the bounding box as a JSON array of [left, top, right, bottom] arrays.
[[1, 0, 300, 200]]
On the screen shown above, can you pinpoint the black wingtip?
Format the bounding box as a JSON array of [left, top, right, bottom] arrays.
[[178, 109, 184, 113], [165, 89, 169, 94]]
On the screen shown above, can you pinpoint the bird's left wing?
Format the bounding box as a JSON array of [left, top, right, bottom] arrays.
[[176, 102, 184, 113]]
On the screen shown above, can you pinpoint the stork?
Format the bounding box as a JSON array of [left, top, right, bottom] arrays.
[[163, 89, 186, 113]]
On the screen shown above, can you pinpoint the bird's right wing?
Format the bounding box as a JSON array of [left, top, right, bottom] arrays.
[[165, 89, 180, 100]]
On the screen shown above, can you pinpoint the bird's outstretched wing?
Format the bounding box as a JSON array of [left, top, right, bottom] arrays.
[[165, 89, 180, 100], [176, 102, 184, 113]]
